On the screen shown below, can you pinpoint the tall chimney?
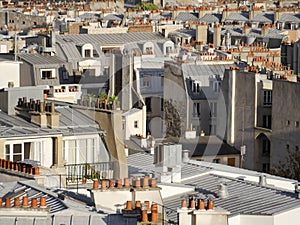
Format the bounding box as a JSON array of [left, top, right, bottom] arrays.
[[213, 24, 221, 47], [196, 23, 208, 44]]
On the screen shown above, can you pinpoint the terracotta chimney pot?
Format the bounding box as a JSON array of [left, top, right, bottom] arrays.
[[126, 200, 132, 210], [93, 179, 99, 189], [14, 197, 20, 207], [142, 210, 148, 222], [22, 196, 28, 207], [31, 198, 38, 208], [5, 198, 11, 207], [40, 197, 46, 208]]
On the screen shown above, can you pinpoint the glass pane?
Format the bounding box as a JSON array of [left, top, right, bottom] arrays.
[[24, 142, 30, 159], [13, 155, 22, 162], [68, 140, 76, 164], [78, 139, 87, 163], [13, 144, 22, 154], [5, 145, 10, 154]]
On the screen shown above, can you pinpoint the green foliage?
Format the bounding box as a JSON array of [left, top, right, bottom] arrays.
[[135, 2, 159, 11], [98, 93, 108, 101], [270, 149, 300, 181], [108, 95, 118, 104]]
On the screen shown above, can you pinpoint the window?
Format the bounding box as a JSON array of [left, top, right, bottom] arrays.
[[286, 144, 290, 150], [192, 81, 201, 93], [145, 97, 152, 112], [210, 102, 217, 118], [262, 163, 270, 173], [295, 121, 299, 127], [41, 69, 55, 79], [166, 46, 172, 54], [63, 138, 97, 164], [262, 139, 270, 156], [84, 49, 91, 58], [5, 141, 44, 163], [193, 103, 201, 117], [227, 158, 235, 166], [263, 115, 272, 129], [209, 125, 216, 135], [263, 90, 272, 106], [296, 146, 299, 151], [104, 67, 110, 76], [213, 159, 220, 163], [213, 82, 220, 92], [134, 121, 139, 128], [286, 120, 290, 126]]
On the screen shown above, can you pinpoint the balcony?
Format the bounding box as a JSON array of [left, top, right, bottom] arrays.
[[65, 161, 116, 185]]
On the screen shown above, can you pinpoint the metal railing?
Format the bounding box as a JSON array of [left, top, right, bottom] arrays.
[[65, 161, 116, 182]]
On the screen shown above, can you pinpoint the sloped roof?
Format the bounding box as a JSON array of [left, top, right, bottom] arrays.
[[174, 12, 199, 22], [251, 12, 274, 23], [164, 173, 300, 223], [56, 32, 166, 45], [199, 13, 222, 23], [18, 53, 66, 65], [225, 12, 249, 22], [0, 111, 61, 138], [278, 13, 300, 23], [101, 14, 123, 21]]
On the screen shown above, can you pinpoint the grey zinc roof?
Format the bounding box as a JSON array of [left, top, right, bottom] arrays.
[[221, 28, 243, 36], [182, 62, 233, 86], [251, 12, 274, 23], [164, 173, 300, 223], [56, 32, 166, 46], [175, 12, 199, 22], [101, 14, 123, 21], [225, 12, 249, 22], [165, 136, 240, 157], [264, 28, 287, 39], [199, 13, 222, 23], [18, 53, 66, 65], [278, 13, 300, 23], [126, 152, 211, 179], [0, 111, 61, 138], [1, 180, 67, 213]]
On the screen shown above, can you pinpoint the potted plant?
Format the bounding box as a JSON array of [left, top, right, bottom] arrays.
[[108, 95, 118, 110], [98, 93, 108, 109]]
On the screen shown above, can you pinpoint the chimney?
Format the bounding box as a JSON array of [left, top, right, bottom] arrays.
[[40, 197, 47, 208], [181, 199, 187, 209], [5, 198, 11, 207], [213, 24, 221, 47], [197, 199, 205, 210], [31, 198, 37, 208], [261, 25, 270, 36], [46, 102, 60, 128], [218, 182, 229, 199], [101, 179, 107, 189], [196, 23, 208, 44], [207, 199, 214, 210], [142, 209, 148, 222], [259, 174, 267, 186], [151, 204, 158, 222], [116, 178, 122, 188], [93, 179, 99, 189], [109, 179, 115, 189], [182, 150, 190, 163], [124, 177, 130, 188], [14, 197, 20, 207], [243, 24, 250, 35], [125, 200, 132, 210], [22, 196, 28, 207]]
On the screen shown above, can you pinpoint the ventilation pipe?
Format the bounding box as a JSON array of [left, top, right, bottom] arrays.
[[259, 174, 267, 186], [218, 182, 229, 199]]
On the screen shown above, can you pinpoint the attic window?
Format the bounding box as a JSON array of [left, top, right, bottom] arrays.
[[85, 49, 91, 58], [41, 69, 56, 79]]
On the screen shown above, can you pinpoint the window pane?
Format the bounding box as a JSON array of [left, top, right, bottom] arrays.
[[13, 144, 22, 154], [5, 145, 10, 155], [24, 142, 30, 159]]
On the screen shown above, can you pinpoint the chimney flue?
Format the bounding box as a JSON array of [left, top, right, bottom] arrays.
[[218, 182, 229, 199], [259, 174, 267, 186], [182, 150, 190, 163]]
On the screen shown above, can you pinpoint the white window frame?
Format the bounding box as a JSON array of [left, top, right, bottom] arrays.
[[40, 68, 56, 79]]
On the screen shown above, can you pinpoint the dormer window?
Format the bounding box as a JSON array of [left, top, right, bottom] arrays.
[[40, 69, 56, 79], [81, 43, 93, 58], [192, 81, 201, 93]]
